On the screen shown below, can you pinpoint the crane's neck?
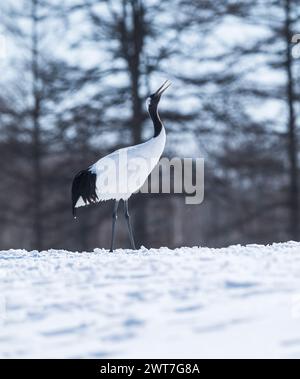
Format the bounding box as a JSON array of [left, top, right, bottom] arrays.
[[148, 104, 164, 138]]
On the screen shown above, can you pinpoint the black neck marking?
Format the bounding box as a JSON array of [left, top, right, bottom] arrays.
[[148, 103, 163, 138]]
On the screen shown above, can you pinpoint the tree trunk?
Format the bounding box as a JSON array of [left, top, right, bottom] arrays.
[[122, 0, 147, 246], [31, 0, 43, 250], [284, 0, 299, 241]]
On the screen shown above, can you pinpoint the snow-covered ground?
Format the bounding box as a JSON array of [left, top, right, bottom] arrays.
[[0, 242, 300, 358]]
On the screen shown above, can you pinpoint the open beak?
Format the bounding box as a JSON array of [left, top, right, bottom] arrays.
[[154, 80, 172, 98]]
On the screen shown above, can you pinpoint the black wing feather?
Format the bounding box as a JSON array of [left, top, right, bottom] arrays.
[[71, 169, 98, 218]]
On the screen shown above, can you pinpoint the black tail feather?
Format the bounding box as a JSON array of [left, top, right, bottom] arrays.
[[71, 169, 98, 218]]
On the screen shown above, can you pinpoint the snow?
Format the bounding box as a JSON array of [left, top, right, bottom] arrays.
[[1, 241, 300, 358]]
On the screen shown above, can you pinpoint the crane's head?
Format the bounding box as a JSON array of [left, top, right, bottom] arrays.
[[147, 80, 171, 109]]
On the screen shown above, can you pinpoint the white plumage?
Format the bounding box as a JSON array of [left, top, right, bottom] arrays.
[[75, 126, 166, 206]]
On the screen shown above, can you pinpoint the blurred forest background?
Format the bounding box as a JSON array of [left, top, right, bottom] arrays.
[[0, 0, 300, 251]]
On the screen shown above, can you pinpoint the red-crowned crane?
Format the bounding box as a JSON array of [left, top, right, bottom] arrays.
[[71, 80, 171, 251]]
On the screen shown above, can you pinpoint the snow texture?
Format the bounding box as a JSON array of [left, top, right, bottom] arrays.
[[0, 241, 300, 358]]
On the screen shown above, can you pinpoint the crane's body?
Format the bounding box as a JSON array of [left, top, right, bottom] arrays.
[[74, 125, 166, 207], [71, 80, 171, 251]]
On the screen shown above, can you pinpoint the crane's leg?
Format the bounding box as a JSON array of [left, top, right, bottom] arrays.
[[124, 200, 136, 250], [110, 200, 119, 252]]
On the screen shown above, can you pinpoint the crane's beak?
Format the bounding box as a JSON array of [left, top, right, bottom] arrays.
[[154, 80, 172, 98]]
